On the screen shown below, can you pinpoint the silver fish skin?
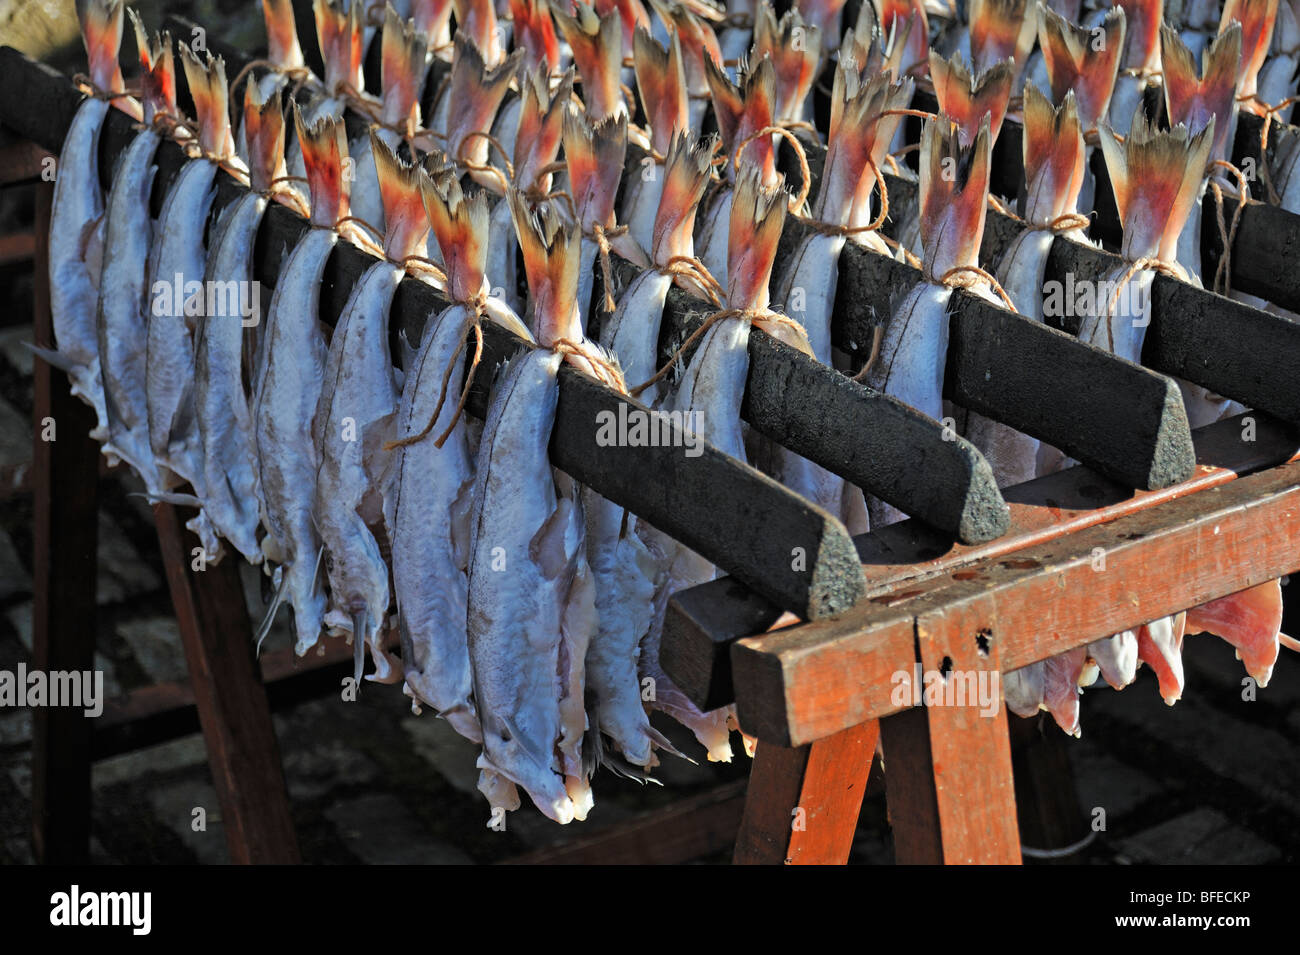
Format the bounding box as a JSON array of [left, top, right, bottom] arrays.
[[1088, 629, 1139, 689], [391, 303, 482, 744], [252, 227, 335, 655], [48, 96, 112, 433], [695, 190, 733, 298], [631, 315, 751, 763], [314, 259, 403, 684], [347, 127, 398, 238], [193, 191, 267, 564], [467, 349, 597, 824], [1002, 661, 1046, 718], [620, 169, 666, 260], [485, 197, 524, 316], [145, 156, 219, 505], [97, 124, 163, 482]]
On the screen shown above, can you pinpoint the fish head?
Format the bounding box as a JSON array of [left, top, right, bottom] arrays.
[[452, 0, 505, 66], [509, 190, 585, 346], [1220, 0, 1279, 103], [445, 36, 523, 168], [129, 12, 177, 126], [510, 0, 561, 74], [752, 6, 821, 125], [422, 163, 491, 302], [1115, 0, 1162, 72], [314, 0, 365, 96], [77, 0, 127, 96], [1162, 22, 1241, 164], [919, 114, 992, 281], [244, 84, 288, 194], [707, 54, 777, 182], [380, 6, 428, 128], [295, 104, 350, 226], [563, 106, 628, 234], [649, 0, 723, 96], [634, 27, 690, 156], [1100, 111, 1215, 261], [180, 44, 236, 159], [1038, 4, 1125, 133], [653, 130, 714, 264], [372, 130, 431, 261], [554, 2, 627, 122], [929, 49, 1014, 145], [262, 0, 306, 71], [968, 0, 1037, 76], [1021, 83, 1086, 224], [727, 165, 787, 310], [514, 67, 572, 192]]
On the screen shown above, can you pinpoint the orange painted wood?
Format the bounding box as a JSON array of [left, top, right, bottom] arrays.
[[733, 721, 878, 864], [153, 502, 300, 864], [916, 601, 1021, 864], [735, 450, 1300, 746], [880, 708, 944, 864]]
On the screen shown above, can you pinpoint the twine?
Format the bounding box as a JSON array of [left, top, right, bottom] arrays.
[[1208, 159, 1253, 296], [798, 154, 891, 236], [459, 129, 515, 179], [554, 337, 628, 392], [732, 125, 811, 213], [938, 265, 1019, 313], [1249, 93, 1300, 205], [590, 222, 629, 312], [850, 326, 884, 382], [1103, 256, 1188, 353], [660, 254, 724, 306]]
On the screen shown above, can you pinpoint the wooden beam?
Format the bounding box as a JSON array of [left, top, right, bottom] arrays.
[[732, 721, 878, 864], [666, 412, 1298, 715], [29, 178, 100, 865], [152, 503, 301, 864]]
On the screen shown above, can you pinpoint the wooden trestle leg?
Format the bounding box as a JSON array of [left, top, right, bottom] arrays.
[[733, 721, 879, 864]]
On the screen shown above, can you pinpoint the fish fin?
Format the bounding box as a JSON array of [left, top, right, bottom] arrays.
[[129, 489, 204, 508], [1161, 23, 1242, 164], [528, 497, 582, 581], [1185, 580, 1282, 687], [727, 165, 787, 309], [449, 477, 475, 573], [444, 35, 522, 166], [351, 609, 366, 686], [254, 562, 289, 654], [77, 0, 127, 95], [969, 0, 1038, 74], [398, 328, 418, 372], [1220, 0, 1281, 101], [380, 6, 428, 129], [315, 0, 364, 95], [294, 105, 350, 226], [179, 43, 234, 159], [372, 132, 429, 261], [130, 12, 177, 125], [752, 6, 820, 125], [634, 27, 689, 156], [553, 2, 626, 121], [451, 0, 504, 65], [1038, 4, 1125, 132], [509, 0, 561, 74], [262, 0, 305, 70], [514, 66, 572, 189], [652, 129, 714, 265], [508, 188, 585, 345], [421, 163, 490, 300], [928, 49, 1014, 146], [243, 84, 286, 193], [562, 107, 629, 235], [25, 343, 76, 374], [919, 114, 992, 280], [1021, 83, 1086, 224]]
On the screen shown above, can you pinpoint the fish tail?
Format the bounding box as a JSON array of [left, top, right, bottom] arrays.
[[262, 0, 305, 71], [919, 114, 993, 281], [1099, 111, 1214, 261], [421, 163, 490, 301], [562, 106, 628, 233], [380, 6, 428, 129], [509, 189, 585, 345], [77, 0, 127, 95], [1038, 4, 1124, 132], [633, 27, 689, 156], [928, 49, 1014, 146], [752, 6, 821, 125], [727, 165, 787, 310], [412, 0, 454, 46], [293, 105, 350, 227], [179, 44, 234, 159], [451, 0, 503, 66], [371, 131, 429, 261], [968, 0, 1037, 75], [1116, 0, 1162, 74], [554, 3, 627, 121], [652, 129, 714, 265], [1136, 613, 1187, 705], [1220, 0, 1281, 102], [1161, 23, 1242, 165], [314, 0, 364, 95], [444, 36, 522, 168], [513, 66, 571, 191], [243, 84, 286, 194], [1186, 580, 1283, 687], [822, 67, 913, 227], [128, 12, 177, 126], [1021, 83, 1086, 224], [508, 0, 560, 74]]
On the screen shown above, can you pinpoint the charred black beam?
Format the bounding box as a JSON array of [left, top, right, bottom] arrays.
[[0, 45, 867, 620]]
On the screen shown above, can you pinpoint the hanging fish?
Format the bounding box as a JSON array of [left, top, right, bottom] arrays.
[[285, 0, 366, 185], [1105, 0, 1163, 131], [314, 133, 429, 684], [43, 0, 142, 439], [554, 3, 628, 122], [1222, 0, 1281, 111], [488, 67, 571, 317], [391, 167, 530, 741], [623, 28, 691, 256], [236, 0, 312, 165], [650, 0, 725, 128], [144, 46, 242, 553], [252, 109, 351, 656], [467, 192, 614, 824], [510, 0, 562, 76], [192, 83, 292, 566], [437, 36, 521, 194], [97, 15, 177, 485], [752, 6, 822, 125]]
